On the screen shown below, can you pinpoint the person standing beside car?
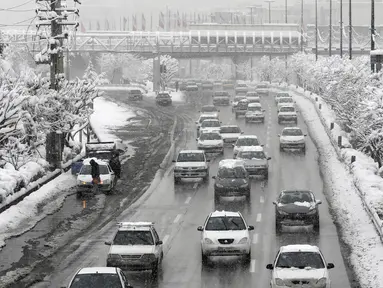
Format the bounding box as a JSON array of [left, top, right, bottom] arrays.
[[90, 159, 100, 185]]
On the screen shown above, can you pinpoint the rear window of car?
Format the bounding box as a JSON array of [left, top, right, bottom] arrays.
[[279, 106, 295, 112], [236, 138, 259, 146], [214, 92, 229, 96], [69, 274, 122, 288], [129, 90, 141, 94], [200, 133, 222, 140], [282, 129, 303, 136], [157, 93, 170, 98], [80, 165, 110, 175], [202, 106, 217, 112], [221, 126, 241, 133]]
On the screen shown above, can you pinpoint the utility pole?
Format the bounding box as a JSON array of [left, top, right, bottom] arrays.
[[340, 0, 343, 57], [285, 0, 288, 23], [264, 0, 275, 23], [348, 0, 352, 60], [301, 0, 304, 52], [315, 0, 318, 60], [329, 0, 332, 56], [371, 0, 375, 71]]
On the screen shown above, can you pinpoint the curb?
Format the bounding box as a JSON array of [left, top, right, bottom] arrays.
[[272, 83, 383, 242]]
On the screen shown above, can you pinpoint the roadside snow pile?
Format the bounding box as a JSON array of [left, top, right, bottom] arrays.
[[275, 86, 383, 288], [90, 97, 136, 141], [0, 171, 76, 251]]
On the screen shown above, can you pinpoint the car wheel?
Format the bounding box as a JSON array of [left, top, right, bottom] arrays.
[[278, 119, 281, 124], [203, 172, 209, 183], [276, 220, 282, 233], [152, 261, 159, 277], [264, 172, 269, 180], [245, 118, 248, 123], [76, 192, 82, 198], [279, 146, 283, 152], [243, 251, 251, 265], [201, 251, 209, 266], [174, 177, 181, 184], [313, 219, 320, 232], [302, 147, 306, 154], [235, 114, 238, 119], [214, 194, 220, 205], [246, 191, 251, 201]]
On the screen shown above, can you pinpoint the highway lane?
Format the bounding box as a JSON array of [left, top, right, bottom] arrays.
[[39, 88, 351, 288]]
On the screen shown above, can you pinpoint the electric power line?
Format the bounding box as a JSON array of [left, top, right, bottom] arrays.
[[0, 0, 34, 11], [0, 16, 36, 27]]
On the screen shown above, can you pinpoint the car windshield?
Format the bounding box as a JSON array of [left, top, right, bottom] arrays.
[[177, 153, 205, 162], [276, 252, 325, 269], [238, 151, 265, 159], [257, 85, 267, 89], [282, 129, 303, 136], [234, 96, 246, 102], [279, 98, 293, 103], [277, 93, 290, 97], [130, 90, 141, 94], [280, 106, 295, 112], [247, 92, 257, 96], [205, 216, 246, 231], [80, 165, 109, 175], [113, 230, 154, 245], [280, 192, 313, 204], [200, 133, 222, 140], [218, 167, 247, 178], [221, 126, 241, 133], [202, 106, 217, 112], [248, 106, 262, 112], [201, 121, 220, 127], [157, 93, 170, 98], [69, 274, 122, 288], [199, 116, 215, 123], [236, 138, 259, 146], [214, 92, 228, 96]]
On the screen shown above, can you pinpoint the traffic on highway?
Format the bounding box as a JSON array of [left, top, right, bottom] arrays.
[[53, 81, 350, 288]]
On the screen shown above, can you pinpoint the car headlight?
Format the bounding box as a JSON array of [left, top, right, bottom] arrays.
[[103, 179, 110, 184], [307, 208, 317, 215], [204, 238, 214, 244], [275, 278, 285, 286], [316, 277, 327, 286], [217, 142, 223, 147], [277, 209, 289, 215], [240, 183, 249, 188], [215, 183, 224, 188], [107, 254, 121, 260], [238, 237, 248, 244], [141, 254, 156, 262]]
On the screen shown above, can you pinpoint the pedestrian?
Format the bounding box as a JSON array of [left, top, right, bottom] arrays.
[[90, 159, 100, 185], [109, 152, 121, 178], [175, 80, 179, 92]]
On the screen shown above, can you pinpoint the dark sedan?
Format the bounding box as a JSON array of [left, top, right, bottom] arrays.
[[273, 190, 322, 233], [155, 92, 172, 106]]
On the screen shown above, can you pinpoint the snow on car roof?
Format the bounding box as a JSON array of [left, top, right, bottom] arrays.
[[210, 210, 241, 217], [280, 245, 320, 253], [221, 125, 240, 128], [82, 158, 108, 165], [202, 119, 219, 122], [218, 159, 245, 168], [282, 127, 302, 131], [199, 114, 218, 119], [240, 146, 264, 152], [238, 135, 258, 139], [77, 267, 118, 275], [179, 150, 204, 154], [248, 103, 262, 107]]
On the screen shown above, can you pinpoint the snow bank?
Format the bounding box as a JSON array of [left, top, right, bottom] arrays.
[[90, 97, 136, 141], [272, 84, 383, 287]]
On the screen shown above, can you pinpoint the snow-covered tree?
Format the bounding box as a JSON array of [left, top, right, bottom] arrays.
[[83, 60, 109, 85], [236, 60, 253, 81], [140, 55, 179, 89], [198, 62, 231, 80], [0, 136, 33, 170]]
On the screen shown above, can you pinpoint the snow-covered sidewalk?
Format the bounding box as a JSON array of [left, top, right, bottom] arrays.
[[272, 84, 383, 287], [0, 96, 136, 251]]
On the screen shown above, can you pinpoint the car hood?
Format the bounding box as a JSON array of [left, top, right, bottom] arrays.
[[280, 136, 305, 142], [277, 202, 314, 213], [221, 133, 241, 139], [216, 177, 248, 187], [239, 158, 268, 166], [198, 139, 223, 146], [77, 174, 111, 182], [274, 267, 326, 281], [175, 162, 207, 168], [109, 245, 155, 255], [204, 230, 249, 240], [278, 112, 297, 116], [200, 127, 221, 133]]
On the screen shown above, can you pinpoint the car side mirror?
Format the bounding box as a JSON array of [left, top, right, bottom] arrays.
[[316, 200, 322, 205], [232, 144, 235, 147], [172, 160, 176, 163], [248, 225, 254, 231], [197, 226, 204, 231], [212, 176, 216, 179], [196, 138, 198, 141], [267, 157, 271, 160], [327, 263, 335, 269], [261, 144, 264, 147], [263, 109, 266, 112], [76, 173, 79, 176], [105, 241, 112, 245], [266, 264, 274, 270], [241, 131, 244, 134], [206, 159, 211, 162], [195, 121, 198, 124], [218, 110, 220, 112], [277, 134, 280, 137], [156, 240, 163, 245], [304, 134, 307, 136]]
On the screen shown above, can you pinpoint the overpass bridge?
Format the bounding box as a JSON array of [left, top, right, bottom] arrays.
[[0, 25, 378, 57]]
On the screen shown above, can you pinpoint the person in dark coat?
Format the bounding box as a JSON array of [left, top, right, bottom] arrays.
[[109, 153, 121, 178], [90, 159, 100, 184]]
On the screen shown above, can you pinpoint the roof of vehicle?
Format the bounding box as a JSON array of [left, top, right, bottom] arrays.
[[278, 97, 294, 101], [218, 159, 245, 169], [279, 104, 295, 108], [281, 189, 313, 195], [239, 99, 249, 103], [179, 150, 205, 154], [214, 90, 229, 94], [280, 244, 320, 253], [210, 210, 241, 217], [234, 95, 246, 98], [82, 158, 108, 165], [238, 135, 258, 139], [199, 114, 218, 119], [237, 83, 247, 87], [77, 267, 119, 275], [202, 119, 220, 123], [282, 127, 302, 131], [239, 146, 264, 152], [248, 103, 262, 107], [221, 125, 240, 129], [276, 92, 291, 96], [117, 221, 154, 231], [202, 105, 216, 108], [246, 91, 258, 95]]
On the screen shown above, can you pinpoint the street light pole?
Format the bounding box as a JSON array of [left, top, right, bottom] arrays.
[[349, 0, 352, 59], [329, 0, 332, 56], [285, 0, 288, 23], [371, 0, 375, 71], [300, 0, 304, 52], [315, 0, 318, 60], [264, 0, 275, 23], [340, 0, 343, 57]]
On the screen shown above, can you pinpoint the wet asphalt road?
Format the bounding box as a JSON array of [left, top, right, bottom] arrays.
[[33, 89, 352, 288]]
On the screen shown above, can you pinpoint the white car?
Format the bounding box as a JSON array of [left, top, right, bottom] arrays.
[[245, 103, 265, 123], [105, 222, 164, 276], [275, 92, 291, 104], [232, 95, 247, 111], [220, 125, 243, 144], [235, 83, 248, 95], [65, 267, 133, 288], [255, 83, 269, 96], [173, 150, 210, 183], [236, 146, 271, 178], [197, 211, 254, 265], [278, 105, 298, 124], [200, 105, 220, 118], [266, 244, 334, 288], [279, 127, 307, 153], [199, 119, 221, 134], [233, 135, 263, 158], [76, 158, 116, 196], [196, 114, 218, 134], [197, 131, 224, 154], [277, 97, 295, 111]]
